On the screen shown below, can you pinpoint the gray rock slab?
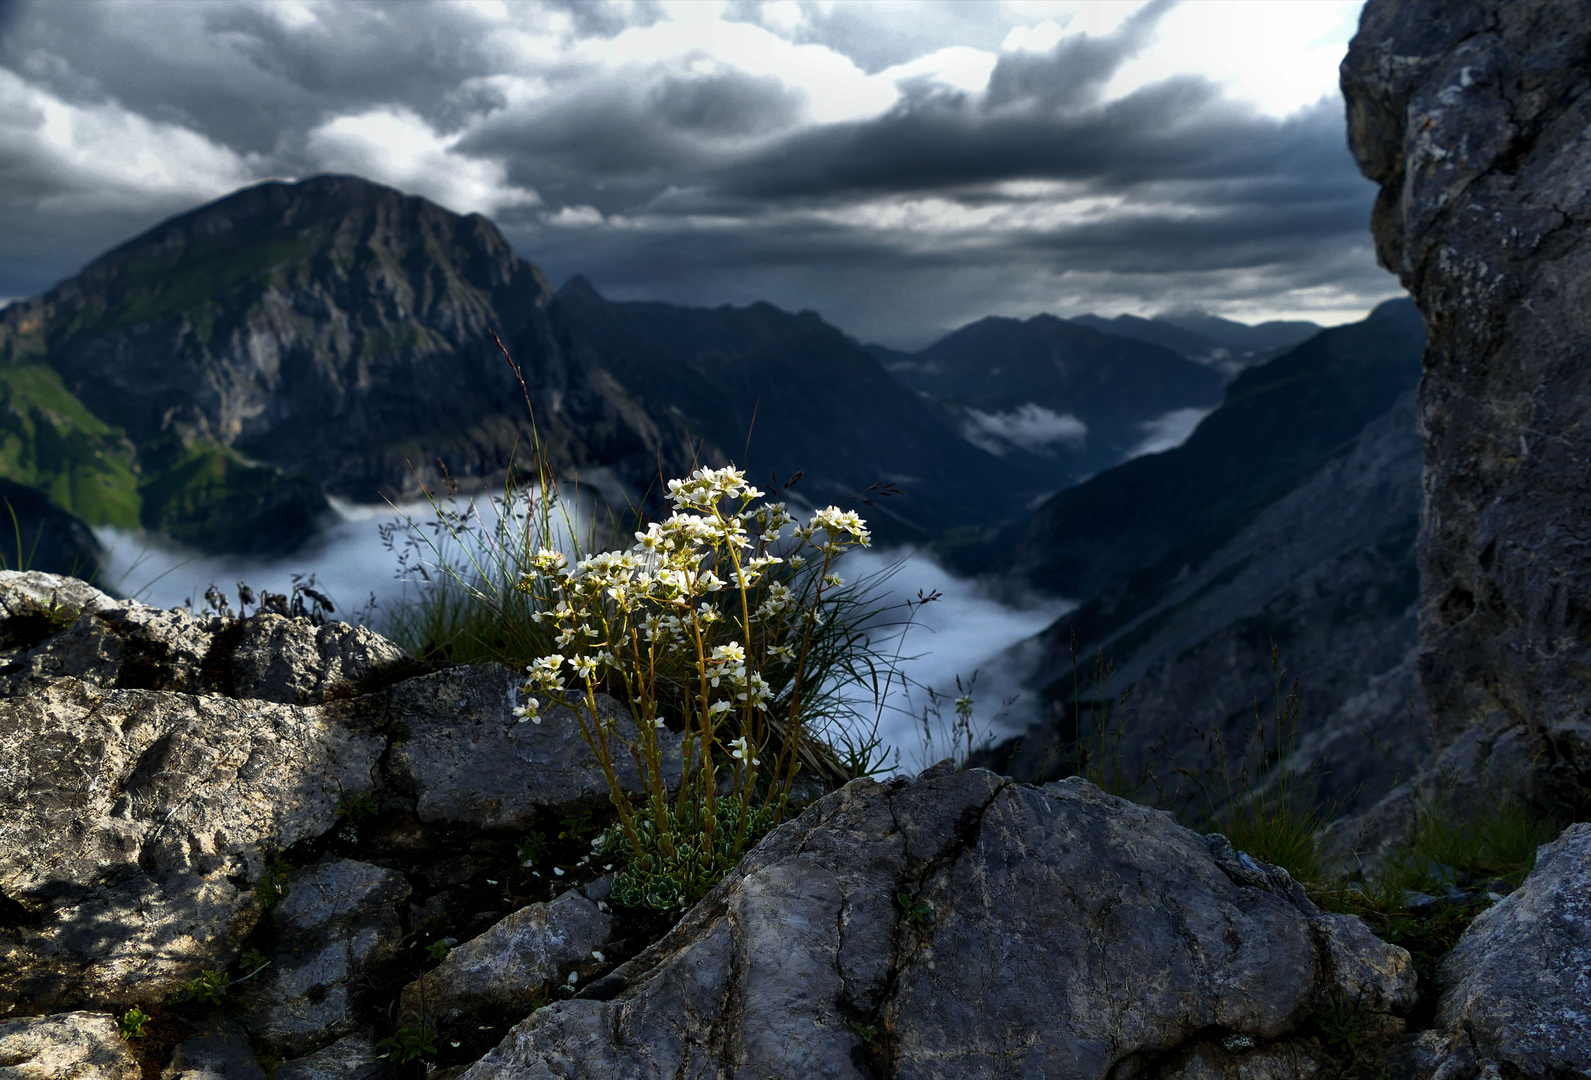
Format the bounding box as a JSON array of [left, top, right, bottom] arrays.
[[0, 679, 384, 1012], [1344, 0, 1591, 817], [0, 571, 119, 621], [1311, 912, 1418, 1014], [0, 1012, 140, 1080], [0, 573, 415, 704], [401, 889, 611, 1023], [460, 770, 1410, 1080], [160, 1019, 266, 1080], [228, 616, 414, 704], [1433, 822, 1591, 1079], [384, 665, 681, 829], [238, 859, 410, 1056], [273, 1032, 385, 1080]]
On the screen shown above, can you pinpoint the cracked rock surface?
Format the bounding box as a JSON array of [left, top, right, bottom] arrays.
[[1343, 0, 1591, 819], [0, 1013, 141, 1080], [237, 859, 410, 1055], [461, 769, 1411, 1080], [0, 679, 385, 1011], [1431, 822, 1591, 1078]]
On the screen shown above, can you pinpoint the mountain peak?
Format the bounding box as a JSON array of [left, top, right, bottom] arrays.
[[558, 274, 605, 304]]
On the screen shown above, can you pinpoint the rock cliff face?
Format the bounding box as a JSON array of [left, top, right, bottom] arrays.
[[1342, 0, 1591, 819], [0, 571, 1582, 1080]]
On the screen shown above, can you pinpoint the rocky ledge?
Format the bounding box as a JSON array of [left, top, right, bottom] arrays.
[[0, 571, 1583, 1080]]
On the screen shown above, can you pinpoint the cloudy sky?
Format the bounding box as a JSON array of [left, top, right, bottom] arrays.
[[0, 0, 1398, 347]]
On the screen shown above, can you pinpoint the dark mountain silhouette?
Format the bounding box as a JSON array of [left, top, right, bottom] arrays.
[[872, 314, 1225, 484], [0, 175, 1048, 555], [1006, 298, 1424, 600], [1069, 312, 1321, 378], [552, 278, 1051, 546]]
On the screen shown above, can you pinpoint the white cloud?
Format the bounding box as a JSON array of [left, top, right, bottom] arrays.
[[1103, 0, 1363, 118], [303, 107, 540, 217], [1126, 406, 1213, 459], [961, 404, 1088, 456], [880, 46, 1000, 95], [0, 66, 262, 213], [544, 205, 605, 227]]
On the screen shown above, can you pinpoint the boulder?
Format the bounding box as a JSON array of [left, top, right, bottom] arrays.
[[1343, 0, 1591, 817], [385, 665, 682, 828], [0, 679, 384, 1012], [462, 769, 1411, 1080], [0, 1013, 140, 1080], [400, 887, 612, 1025], [0, 588, 419, 703], [160, 1019, 267, 1080], [237, 860, 410, 1056], [274, 1031, 385, 1080], [1430, 823, 1591, 1079]]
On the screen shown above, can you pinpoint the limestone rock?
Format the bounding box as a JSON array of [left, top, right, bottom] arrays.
[[401, 889, 611, 1024], [273, 1032, 385, 1080], [227, 615, 416, 704], [462, 770, 1409, 1080], [0, 571, 118, 623], [0, 573, 419, 703], [0, 680, 384, 1012], [0, 1013, 140, 1080], [237, 860, 410, 1056], [1311, 912, 1418, 1014], [160, 1019, 266, 1080], [1432, 823, 1591, 1079], [385, 665, 682, 828], [1343, 0, 1591, 816]]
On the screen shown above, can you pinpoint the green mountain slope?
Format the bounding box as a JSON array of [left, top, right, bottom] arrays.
[[0, 175, 710, 553]]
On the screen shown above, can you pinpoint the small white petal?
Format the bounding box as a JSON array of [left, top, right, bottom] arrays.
[[553, 867, 566, 876], [591, 950, 605, 961], [567, 971, 579, 984]]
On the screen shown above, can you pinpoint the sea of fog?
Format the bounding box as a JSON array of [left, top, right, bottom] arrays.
[[95, 492, 1069, 774]]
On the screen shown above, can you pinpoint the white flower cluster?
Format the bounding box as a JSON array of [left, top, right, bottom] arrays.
[[512, 465, 869, 791]]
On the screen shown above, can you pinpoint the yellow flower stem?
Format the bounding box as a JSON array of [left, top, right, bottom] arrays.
[[771, 544, 833, 822], [687, 598, 718, 854]]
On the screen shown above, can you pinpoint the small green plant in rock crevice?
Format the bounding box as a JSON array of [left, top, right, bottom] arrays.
[[336, 791, 378, 823], [168, 949, 271, 1008], [169, 969, 230, 1006], [377, 1020, 438, 1063], [254, 856, 292, 908], [895, 890, 932, 925], [117, 1006, 150, 1041], [597, 795, 777, 911]]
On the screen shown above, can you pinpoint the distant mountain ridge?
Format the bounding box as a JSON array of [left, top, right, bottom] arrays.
[[553, 279, 1051, 545], [0, 175, 1046, 554], [870, 314, 1226, 490], [1069, 312, 1320, 378]]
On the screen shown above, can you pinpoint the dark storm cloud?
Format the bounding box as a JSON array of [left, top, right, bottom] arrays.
[[0, 0, 1397, 338], [0, 0, 498, 155]]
